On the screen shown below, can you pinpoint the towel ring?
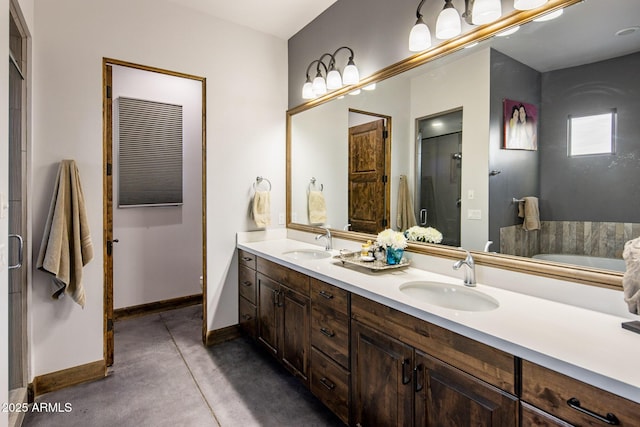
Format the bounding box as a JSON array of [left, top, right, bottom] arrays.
[[254, 176, 272, 191], [309, 177, 323, 192]]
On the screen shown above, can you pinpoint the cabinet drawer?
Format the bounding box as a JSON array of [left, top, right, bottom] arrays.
[[239, 265, 256, 304], [311, 304, 349, 369], [239, 296, 256, 338], [257, 257, 309, 295], [310, 278, 349, 316], [522, 360, 640, 426], [521, 402, 572, 427], [310, 347, 350, 425], [238, 249, 256, 269]]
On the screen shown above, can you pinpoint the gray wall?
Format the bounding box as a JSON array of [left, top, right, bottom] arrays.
[[489, 49, 541, 247], [539, 51, 640, 222], [288, 0, 517, 109]]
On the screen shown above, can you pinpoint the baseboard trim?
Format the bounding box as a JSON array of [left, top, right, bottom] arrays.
[[32, 359, 106, 396], [114, 294, 202, 321], [205, 324, 242, 346]]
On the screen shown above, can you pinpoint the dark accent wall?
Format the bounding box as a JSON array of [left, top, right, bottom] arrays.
[[489, 49, 541, 248], [539, 51, 640, 222]]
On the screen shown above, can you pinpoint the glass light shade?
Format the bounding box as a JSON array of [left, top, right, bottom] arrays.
[[409, 21, 431, 52], [363, 83, 376, 91], [514, 0, 547, 10], [472, 0, 502, 25], [312, 75, 327, 96], [533, 8, 563, 22], [342, 63, 360, 85], [436, 7, 461, 39], [348, 89, 361, 96], [496, 25, 520, 37], [302, 81, 315, 99], [326, 69, 342, 90]]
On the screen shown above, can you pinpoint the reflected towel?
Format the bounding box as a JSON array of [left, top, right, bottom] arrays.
[[397, 175, 417, 231], [252, 191, 271, 228], [623, 237, 640, 314], [36, 160, 93, 308], [308, 190, 327, 224], [518, 196, 540, 231]]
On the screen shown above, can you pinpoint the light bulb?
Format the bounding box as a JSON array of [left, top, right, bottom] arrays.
[[302, 81, 315, 99], [409, 19, 431, 52], [472, 0, 502, 25], [514, 0, 547, 11], [312, 75, 327, 96], [436, 4, 461, 39], [326, 69, 342, 90]]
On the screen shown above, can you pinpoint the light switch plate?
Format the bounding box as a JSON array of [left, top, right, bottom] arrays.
[[278, 213, 285, 225]]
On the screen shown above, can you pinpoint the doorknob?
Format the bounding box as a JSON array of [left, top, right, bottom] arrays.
[[107, 238, 119, 256], [8, 234, 23, 270]]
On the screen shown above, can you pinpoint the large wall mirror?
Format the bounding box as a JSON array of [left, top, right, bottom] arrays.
[[287, 0, 640, 290]]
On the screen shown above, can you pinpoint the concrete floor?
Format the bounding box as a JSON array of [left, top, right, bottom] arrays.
[[22, 305, 344, 427]]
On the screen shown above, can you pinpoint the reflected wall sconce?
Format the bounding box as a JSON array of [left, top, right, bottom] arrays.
[[409, 0, 549, 52], [301, 46, 360, 100]]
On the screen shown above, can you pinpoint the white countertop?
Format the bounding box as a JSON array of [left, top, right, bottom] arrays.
[[237, 237, 640, 404]]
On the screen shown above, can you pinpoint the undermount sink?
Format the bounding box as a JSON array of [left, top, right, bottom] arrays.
[[399, 281, 499, 312], [282, 249, 332, 261]]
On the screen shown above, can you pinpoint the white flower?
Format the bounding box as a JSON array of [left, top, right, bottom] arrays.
[[404, 226, 443, 244], [376, 228, 408, 250]]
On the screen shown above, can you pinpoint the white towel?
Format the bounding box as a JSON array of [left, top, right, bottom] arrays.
[[623, 237, 640, 314], [36, 160, 93, 307], [396, 175, 417, 231], [308, 190, 327, 224], [252, 191, 271, 228], [518, 196, 540, 231]]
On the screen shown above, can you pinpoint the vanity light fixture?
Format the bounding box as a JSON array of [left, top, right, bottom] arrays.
[[533, 8, 563, 22], [409, 0, 432, 51], [436, 0, 462, 40], [514, 0, 548, 11], [496, 25, 520, 37], [302, 47, 360, 99]]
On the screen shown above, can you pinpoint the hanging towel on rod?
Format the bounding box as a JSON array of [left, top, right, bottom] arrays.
[[36, 160, 93, 308], [308, 190, 327, 224], [252, 190, 271, 228], [397, 175, 417, 231], [518, 196, 540, 231]]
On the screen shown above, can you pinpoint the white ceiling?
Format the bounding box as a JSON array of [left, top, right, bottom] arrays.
[[165, 0, 337, 40]]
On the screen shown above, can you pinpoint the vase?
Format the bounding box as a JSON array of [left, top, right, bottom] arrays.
[[386, 247, 404, 265]]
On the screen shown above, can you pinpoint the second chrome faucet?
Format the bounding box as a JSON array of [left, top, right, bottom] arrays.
[[453, 249, 476, 287]]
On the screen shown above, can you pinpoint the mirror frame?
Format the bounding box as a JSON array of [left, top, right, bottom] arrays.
[[286, 0, 623, 291]]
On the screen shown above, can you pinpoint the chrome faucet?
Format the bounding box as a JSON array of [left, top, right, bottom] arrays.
[[453, 249, 476, 287], [315, 227, 332, 250]]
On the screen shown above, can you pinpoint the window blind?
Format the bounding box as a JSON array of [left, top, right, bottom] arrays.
[[117, 97, 183, 207]]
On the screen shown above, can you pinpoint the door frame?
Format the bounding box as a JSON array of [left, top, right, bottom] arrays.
[[102, 58, 207, 365], [347, 108, 391, 232]]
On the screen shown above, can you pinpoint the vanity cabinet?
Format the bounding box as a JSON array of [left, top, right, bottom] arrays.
[[521, 360, 640, 426], [255, 257, 311, 384], [351, 294, 518, 427], [238, 250, 257, 338], [309, 278, 351, 425]]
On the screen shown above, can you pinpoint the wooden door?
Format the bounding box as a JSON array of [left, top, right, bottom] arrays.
[[349, 119, 387, 234], [280, 287, 310, 384], [257, 273, 279, 356], [414, 351, 517, 427], [351, 321, 413, 427]]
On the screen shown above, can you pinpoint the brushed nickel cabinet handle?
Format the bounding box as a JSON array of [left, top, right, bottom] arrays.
[[320, 327, 335, 338], [319, 290, 334, 299], [319, 377, 335, 391]]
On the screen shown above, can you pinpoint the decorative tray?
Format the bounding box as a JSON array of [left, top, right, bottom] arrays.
[[333, 251, 410, 271]]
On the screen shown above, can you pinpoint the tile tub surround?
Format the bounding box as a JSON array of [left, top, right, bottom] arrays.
[[237, 232, 640, 404]]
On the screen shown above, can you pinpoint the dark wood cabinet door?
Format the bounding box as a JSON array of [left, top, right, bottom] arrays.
[[257, 273, 279, 356], [280, 287, 310, 384], [351, 321, 413, 427], [414, 351, 517, 427]]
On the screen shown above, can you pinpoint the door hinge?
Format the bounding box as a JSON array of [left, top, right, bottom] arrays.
[[106, 162, 112, 176], [383, 129, 389, 139], [106, 85, 112, 99], [382, 175, 388, 183], [107, 318, 114, 332], [382, 218, 388, 227]]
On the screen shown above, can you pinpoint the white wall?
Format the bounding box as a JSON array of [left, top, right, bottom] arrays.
[[1, 1, 9, 423], [30, 0, 286, 377], [111, 65, 203, 309], [411, 48, 491, 250]]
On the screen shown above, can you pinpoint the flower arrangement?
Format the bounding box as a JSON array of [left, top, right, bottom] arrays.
[[376, 228, 408, 250], [404, 226, 443, 244]]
